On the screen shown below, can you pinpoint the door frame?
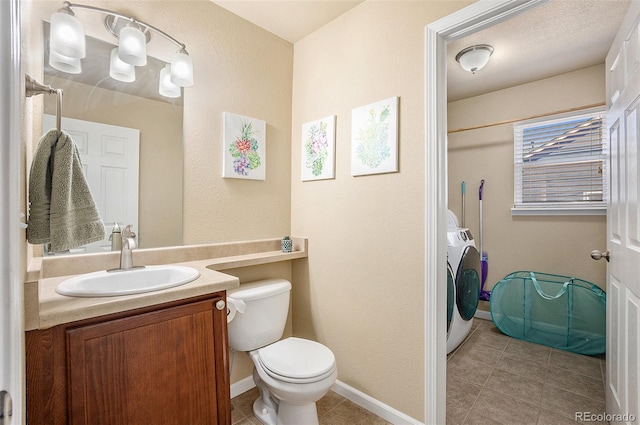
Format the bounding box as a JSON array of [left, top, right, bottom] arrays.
[[423, 1, 547, 423], [0, 0, 23, 423]]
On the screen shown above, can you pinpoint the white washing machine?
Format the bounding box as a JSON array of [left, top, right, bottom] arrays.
[[446, 210, 481, 354]]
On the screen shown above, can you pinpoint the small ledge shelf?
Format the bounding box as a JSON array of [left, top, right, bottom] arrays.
[[206, 248, 307, 271]]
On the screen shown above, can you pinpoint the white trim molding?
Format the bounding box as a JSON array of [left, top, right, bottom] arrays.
[[332, 380, 423, 425], [230, 375, 255, 399], [475, 309, 492, 321], [230, 378, 423, 425]]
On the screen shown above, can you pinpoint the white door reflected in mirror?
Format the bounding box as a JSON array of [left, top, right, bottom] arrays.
[[43, 114, 140, 255]]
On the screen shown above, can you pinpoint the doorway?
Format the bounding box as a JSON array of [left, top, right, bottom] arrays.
[[425, 1, 570, 423]]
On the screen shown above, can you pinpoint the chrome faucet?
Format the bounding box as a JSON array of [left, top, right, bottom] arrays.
[[119, 224, 137, 270]]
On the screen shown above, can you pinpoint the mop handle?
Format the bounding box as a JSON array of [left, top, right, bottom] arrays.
[[479, 179, 485, 256]]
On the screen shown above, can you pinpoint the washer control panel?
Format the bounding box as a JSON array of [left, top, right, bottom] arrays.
[[447, 228, 474, 245]]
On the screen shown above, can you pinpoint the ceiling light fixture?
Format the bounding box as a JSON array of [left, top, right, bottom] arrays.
[[48, 1, 194, 96], [455, 44, 494, 74]]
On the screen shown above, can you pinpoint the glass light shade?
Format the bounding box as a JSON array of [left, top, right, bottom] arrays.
[[50, 10, 86, 59], [109, 48, 135, 82], [159, 64, 181, 98], [118, 24, 147, 66], [170, 50, 193, 87], [455, 45, 493, 74], [49, 49, 81, 74]]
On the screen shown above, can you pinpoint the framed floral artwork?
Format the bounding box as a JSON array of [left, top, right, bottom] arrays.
[[222, 112, 266, 180], [351, 96, 399, 176], [301, 115, 336, 181]]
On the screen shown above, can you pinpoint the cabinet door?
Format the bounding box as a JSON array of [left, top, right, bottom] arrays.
[[66, 299, 225, 425]]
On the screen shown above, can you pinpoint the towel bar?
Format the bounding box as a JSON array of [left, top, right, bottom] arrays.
[[25, 74, 63, 137]]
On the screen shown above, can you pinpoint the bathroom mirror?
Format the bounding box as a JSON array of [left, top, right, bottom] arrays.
[[40, 21, 184, 254]]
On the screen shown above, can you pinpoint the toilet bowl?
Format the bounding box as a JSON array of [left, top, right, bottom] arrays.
[[227, 279, 338, 425]]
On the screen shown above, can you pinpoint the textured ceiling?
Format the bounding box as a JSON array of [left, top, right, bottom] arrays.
[[447, 0, 630, 101]]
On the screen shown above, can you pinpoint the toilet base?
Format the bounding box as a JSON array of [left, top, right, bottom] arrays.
[[253, 397, 277, 425], [251, 367, 321, 425], [252, 397, 319, 425]]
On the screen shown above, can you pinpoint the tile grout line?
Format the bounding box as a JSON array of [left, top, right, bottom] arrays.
[[460, 321, 503, 425]]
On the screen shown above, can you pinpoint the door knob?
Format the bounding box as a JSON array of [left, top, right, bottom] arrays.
[[591, 250, 610, 262]]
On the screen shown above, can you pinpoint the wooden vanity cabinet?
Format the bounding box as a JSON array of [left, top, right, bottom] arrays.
[[26, 292, 231, 425]]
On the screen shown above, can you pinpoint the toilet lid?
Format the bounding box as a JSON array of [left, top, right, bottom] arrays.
[[257, 337, 336, 382]]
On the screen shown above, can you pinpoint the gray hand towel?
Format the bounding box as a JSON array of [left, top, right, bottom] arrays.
[[27, 129, 106, 251]]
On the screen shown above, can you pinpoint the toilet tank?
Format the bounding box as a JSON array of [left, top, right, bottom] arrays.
[[227, 279, 291, 352]]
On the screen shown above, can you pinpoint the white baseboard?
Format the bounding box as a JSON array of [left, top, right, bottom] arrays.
[[230, 377, 422, 425], [475, 309, 492, 321], [331, 380, 423, 425], [230, 375, 255, 399]]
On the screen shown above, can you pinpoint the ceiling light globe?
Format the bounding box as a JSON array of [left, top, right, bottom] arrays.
[[455, 45, 494, 74]]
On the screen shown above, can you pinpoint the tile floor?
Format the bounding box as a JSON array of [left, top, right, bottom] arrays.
[[231, 387, 392, 425], [447, 318, 607, 425], [231, 318, 606, 425]]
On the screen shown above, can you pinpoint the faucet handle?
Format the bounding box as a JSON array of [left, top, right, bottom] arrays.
[[122, 224, 136, 238]]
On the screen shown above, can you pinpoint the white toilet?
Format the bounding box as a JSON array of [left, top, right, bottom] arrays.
[[227, 279, 338, 425]]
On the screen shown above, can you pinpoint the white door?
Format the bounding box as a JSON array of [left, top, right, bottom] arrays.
[[604, 2, 640, 423], [44, 115, 140, 254]]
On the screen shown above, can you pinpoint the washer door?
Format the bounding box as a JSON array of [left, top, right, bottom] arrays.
[[447, 261, 454, 335], [456, 245, 480, 321]]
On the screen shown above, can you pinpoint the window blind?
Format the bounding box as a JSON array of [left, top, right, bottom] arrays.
[[514, 109, 606, 212]]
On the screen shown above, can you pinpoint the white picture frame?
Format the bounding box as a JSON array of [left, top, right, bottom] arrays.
[[301, 115, 336, 181], [351, 96, 399, 176], [222, 112, 266, 180]]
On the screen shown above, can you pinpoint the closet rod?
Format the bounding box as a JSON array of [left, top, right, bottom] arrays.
[[25, 74, 63, 136], [447, 102, 606, 134]]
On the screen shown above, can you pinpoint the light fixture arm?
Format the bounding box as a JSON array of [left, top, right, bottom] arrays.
[[64, 1, 186, 50]]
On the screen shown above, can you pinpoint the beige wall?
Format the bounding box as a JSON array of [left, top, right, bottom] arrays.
[[447, 65, 608, 307], [290, 1, 472, 421]]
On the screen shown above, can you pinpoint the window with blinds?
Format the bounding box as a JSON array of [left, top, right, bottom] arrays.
[[513, 108, 606, 214]]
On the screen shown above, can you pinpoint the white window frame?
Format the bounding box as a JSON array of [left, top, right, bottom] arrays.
[[512, 107, 607, 216]]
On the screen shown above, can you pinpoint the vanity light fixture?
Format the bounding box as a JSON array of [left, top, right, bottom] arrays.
[[109, 47, 135, 83], [49, 3, 85, 59], [49, 49, 81, 74], [455, 44, 494, 74], [159, 64, 181, 98], [48, 1, 194, 95], [117, 20, 147, 67]]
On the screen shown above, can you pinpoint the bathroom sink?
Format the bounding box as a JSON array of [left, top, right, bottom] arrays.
[[55, 265, 201, 297]]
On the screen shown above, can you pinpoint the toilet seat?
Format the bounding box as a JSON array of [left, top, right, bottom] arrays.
[[256, 337, 336, 384]]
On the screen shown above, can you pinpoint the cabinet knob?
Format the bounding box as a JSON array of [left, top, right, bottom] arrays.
[[215, 300, 226, 311]]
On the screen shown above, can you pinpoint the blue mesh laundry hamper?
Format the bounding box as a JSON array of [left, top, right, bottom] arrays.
[[490, 271, 606, 355]]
